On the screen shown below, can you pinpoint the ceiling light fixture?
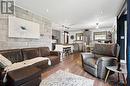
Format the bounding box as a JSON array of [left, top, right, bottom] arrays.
[[46, 9, 49, 12], [62, 25, 70, 29], [101, 11, 103, 14], [96, 23, 99, 29]]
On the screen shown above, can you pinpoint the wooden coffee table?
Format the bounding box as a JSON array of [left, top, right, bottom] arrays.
[[105, 66, 127, 86]]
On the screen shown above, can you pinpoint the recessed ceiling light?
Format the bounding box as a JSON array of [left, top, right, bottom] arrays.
[[101, 11, 103, 14], [46, 9, 49, 12]]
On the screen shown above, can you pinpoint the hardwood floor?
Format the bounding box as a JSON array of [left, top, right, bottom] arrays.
[[41, 52, 111, 86]]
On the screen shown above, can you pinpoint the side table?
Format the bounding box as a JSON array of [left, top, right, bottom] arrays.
[[105, 66, 127, 86]]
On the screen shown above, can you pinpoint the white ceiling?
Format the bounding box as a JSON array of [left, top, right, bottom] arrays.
[[15, 0, 125, 31]]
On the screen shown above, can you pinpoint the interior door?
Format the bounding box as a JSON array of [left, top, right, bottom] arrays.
[[117, 14, 127, 63]]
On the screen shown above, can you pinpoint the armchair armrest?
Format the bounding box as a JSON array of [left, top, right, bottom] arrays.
[[96, 56, 117, 79], [96, 57, 117, 65], [81, 53, 94, 68], [81, 53, 94, 60], [50, 51, 60, 56]]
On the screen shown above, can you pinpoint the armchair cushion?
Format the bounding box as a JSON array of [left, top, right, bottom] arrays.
[[94, 54, 106, 59], [93, 43, 117, 57]]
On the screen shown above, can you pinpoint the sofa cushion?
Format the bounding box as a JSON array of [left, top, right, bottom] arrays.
[[32, 59, 49, 69], [4, 57, 50, 72], [83, 57, 97, 68], [93, 43, 117, 57], [39, 47, 50, 57], [0, 49, 23, 63], [22, 48, 39, 60]]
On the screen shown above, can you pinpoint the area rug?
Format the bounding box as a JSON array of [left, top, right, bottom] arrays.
[[40, 70, 94, 86]]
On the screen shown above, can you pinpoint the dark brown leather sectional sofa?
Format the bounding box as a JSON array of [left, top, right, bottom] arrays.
[[0, 47, 60, 81], [0, 47, 60, 86], [0, 47, 60, 70]]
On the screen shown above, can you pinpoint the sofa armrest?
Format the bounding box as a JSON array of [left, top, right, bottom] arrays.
[[50, 51, 60, 56], [96, 57, 117, 79]]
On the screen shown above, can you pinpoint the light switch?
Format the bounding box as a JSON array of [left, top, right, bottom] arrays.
[[121, 36, 125, 39]]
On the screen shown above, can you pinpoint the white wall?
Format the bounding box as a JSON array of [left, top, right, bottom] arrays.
[[0, 6, 52, 50], [60, 31, 64, 44], [66, 28, 114, 44], [60, 30, 83, 44]]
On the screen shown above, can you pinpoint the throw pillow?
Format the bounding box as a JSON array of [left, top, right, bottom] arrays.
[[0, 54, 12, 68]]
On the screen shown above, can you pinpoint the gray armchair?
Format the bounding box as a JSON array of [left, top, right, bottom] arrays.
[[81, 43, 120, 79]]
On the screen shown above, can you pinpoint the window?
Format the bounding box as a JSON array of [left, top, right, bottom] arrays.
[[76, 33, 83, 41]]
